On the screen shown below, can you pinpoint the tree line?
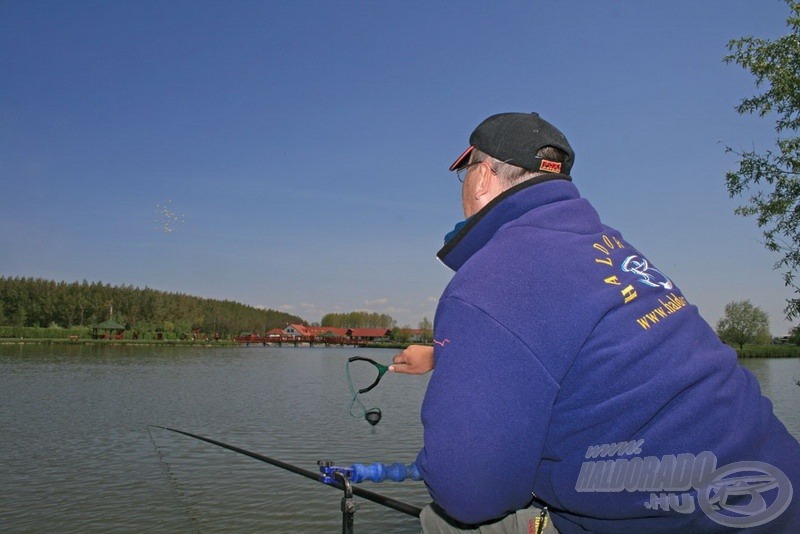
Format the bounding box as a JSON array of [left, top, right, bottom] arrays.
[[715, 298, 800, 350], [319, 312, 434, 343], [0, 276, 304, 337], [321, 311, 396, 328]]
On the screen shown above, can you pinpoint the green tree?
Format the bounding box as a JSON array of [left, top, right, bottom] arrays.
[[321, 311, 396, 328], [391, 326, 412, 344], [418, 316, 433, 343], [787, 325, 800, 344], [724, 0, 800, 318], [716, 300, 772, 349], [0, 276, 304, 337]]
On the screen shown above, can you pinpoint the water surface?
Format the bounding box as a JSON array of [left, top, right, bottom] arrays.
[[0, 345, 429, 533], [0, 345, 797, 532]]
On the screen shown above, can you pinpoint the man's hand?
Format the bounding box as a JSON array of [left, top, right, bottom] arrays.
[[389, 345, 435, 374]]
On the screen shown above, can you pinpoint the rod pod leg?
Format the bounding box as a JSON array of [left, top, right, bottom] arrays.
[[335, 471, 355, 534]]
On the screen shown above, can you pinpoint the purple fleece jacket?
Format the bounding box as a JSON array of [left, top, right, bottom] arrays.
[[417, 178, 800, 532]]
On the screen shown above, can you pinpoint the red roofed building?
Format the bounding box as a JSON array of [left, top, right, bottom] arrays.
[[347, 328, 392, 341], [284, 324, 348, 338], [283, 324, 392, 343]]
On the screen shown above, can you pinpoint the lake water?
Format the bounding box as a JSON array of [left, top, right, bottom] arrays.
[[0, 344, 797, 533]]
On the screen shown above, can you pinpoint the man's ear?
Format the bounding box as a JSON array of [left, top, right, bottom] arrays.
[[473, 162, 495, 200]]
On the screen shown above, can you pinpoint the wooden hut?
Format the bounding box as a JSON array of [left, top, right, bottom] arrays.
[[92, 319, 126, 340]]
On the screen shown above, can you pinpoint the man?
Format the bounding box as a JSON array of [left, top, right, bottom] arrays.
[[390, 112, 800, 533]]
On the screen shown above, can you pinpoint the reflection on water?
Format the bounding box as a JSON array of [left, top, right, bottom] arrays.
[[0, 345, 429, 533], [740, 357, 800, 441], [0, 345, 797, 532]]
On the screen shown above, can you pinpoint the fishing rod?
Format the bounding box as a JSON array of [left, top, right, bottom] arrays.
[[150, 425, 422, 529]]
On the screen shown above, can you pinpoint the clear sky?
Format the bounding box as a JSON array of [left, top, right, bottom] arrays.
[[1, 1, 796, 335]]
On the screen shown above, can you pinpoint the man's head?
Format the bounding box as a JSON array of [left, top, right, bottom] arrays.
[[451, 112, 574, 217]]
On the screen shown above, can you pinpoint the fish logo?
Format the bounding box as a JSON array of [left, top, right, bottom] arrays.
[[621, 255, 673, 290], [698, 461, 793, 528]]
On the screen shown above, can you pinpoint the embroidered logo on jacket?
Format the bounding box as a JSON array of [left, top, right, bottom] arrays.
[[590, 233, 690, 330]]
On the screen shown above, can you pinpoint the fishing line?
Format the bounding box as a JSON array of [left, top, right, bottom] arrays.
[[147, 426, 203, 532], [345, 357, 389, 426]]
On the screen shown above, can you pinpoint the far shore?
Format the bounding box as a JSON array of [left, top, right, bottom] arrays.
[[0, 338, 414, 350], [0, 338, 794, 357]]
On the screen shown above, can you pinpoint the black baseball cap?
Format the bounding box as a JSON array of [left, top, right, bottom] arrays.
[[449, 112, 575, 175]]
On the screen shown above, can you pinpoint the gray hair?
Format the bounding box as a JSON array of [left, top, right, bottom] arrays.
[[469, 146, 567, 189]]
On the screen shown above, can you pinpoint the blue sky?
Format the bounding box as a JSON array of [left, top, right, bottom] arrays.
[[1, 1, 796, 335]]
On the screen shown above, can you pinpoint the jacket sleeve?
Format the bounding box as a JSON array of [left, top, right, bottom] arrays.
[[417, 296, 559, 525]]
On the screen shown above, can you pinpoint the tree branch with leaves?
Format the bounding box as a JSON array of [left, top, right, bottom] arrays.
[[724, 0, 800, 318]]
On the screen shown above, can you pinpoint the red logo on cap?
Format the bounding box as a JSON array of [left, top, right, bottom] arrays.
[[539, 160, 562, 173]]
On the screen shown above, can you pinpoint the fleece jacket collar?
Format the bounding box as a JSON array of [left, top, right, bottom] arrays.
[[437, 175, 578, 271]]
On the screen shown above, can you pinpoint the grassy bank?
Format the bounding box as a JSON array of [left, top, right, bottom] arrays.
[[736, 344, 800, 358], [0, 337, 238, 347], [0, 337, 417, 350], [1, 333, 797, 356]]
